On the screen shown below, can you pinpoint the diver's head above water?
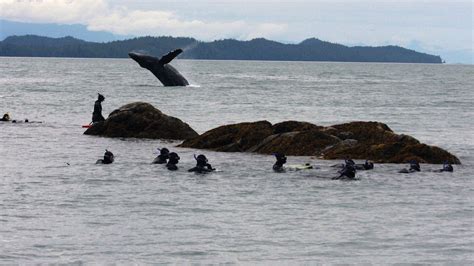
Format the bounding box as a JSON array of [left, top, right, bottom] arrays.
[[274, 153, 287, 166], [338, 160, 356, 179], [168, 152, 180, 164], [153, 147, 170, 164], [272, 153, 287, 172], [409, 160, 420, 171], [166, 152, 180, 171], [364, 160, 374, 170], [345, 159, 355, 166], [188, 154, 215, 172], [159, 147, 170, 156], [103, 149, 114, 164], [195, 154, 208, 167], [95, 149, 115, 164], [1, 113, 10, 121], [442, 161, 453, 172]]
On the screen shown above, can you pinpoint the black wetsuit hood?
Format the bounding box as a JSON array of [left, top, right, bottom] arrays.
[[153, 148, 170, 164], [441, 162, 453, 172], [188, 154, 215, 173], [409, 161, 420, 172], [273, 153, 287, 172], [166, 152, 180, 171]]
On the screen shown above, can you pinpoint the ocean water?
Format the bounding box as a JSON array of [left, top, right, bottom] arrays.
[[0, 57, 473, 263]]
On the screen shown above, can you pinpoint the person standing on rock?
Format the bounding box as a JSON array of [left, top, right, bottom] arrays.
[[92, 93, 105, 124]]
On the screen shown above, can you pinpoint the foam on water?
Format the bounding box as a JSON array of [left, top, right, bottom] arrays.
[[187, 84, 201, 88]]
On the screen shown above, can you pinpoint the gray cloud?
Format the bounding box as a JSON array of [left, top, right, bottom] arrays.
[[0, 0, 288, 40]]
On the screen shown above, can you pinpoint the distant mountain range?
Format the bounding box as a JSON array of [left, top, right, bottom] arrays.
[[1, 19, 470, 63], [0, 35, 443, 63], [0, 19, 131, 42]]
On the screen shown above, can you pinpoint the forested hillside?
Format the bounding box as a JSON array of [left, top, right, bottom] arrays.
[[0, 35, 442, 63]]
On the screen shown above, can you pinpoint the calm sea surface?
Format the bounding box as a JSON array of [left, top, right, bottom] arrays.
[[0, 57, 473, 263]]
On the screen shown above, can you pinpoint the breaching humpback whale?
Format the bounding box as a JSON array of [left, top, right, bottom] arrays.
[[128, 49, 189, 86]]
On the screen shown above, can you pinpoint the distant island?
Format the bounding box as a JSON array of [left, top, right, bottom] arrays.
[[0, 35, 442, 63]]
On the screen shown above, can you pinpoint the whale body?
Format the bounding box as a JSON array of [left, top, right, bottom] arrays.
[[128, 49, 189, 86]]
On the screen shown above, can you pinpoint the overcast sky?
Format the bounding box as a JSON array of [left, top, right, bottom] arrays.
[[1, 0, 472, 62]]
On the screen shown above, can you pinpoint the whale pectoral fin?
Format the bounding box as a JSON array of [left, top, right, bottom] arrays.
[[159, 49, 183, 64]]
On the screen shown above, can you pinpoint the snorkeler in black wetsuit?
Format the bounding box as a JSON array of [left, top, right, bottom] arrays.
[[188, 154, 215, 173], [152, 148, 170, 164], [399, 160, 420, 173], [166, 152, 180, 171], [0, 113, 36, 123], [1, 113, 10, 121], [354, 160, 374, 170], [435, 161, 454, 172], [333, 159, 357, 179], [96, 149, 114, 164], [272, 153, 287, 172], [92, 93, 105, 123]]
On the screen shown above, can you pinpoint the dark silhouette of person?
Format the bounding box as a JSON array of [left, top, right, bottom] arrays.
[[437, 161, 454, 172], [273, 153, 287, 172], [334, 159, 357, 179], [166, 152, 180, 171], [188, 154, 215, 173], [96, 149, 114, 164], [1, 113, 10, 121], [153, 148, 170, 164], [354, 160, 374, 170], [363, 160, 374, 170], [92, 93, 105, 123], [399, 160, 420, 173]]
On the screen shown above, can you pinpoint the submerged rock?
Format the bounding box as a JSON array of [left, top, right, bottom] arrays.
[[180, 120, 460, 164], [84, 102, 198, 140]]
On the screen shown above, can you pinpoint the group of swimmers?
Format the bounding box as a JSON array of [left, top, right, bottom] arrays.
[[398, 160, 453, 173], [96, 148, 454, 178], [0, 113, 33, 123], [276, 154, 452, 179], [86, 92, 454, 177], [273, 153, 374, 180], [96, 148, 216, 173], [3, 92, 105, 124], [5, 93, 455, 177], [2, 92, 106, 124], [90, 93, 218, 173]]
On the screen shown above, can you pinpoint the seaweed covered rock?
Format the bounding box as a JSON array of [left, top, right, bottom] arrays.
[[180, 121, 274, 152], [272, 120, 323, 134], [251, 130, 340, 155], [180, 120, 460, 164], [84, 102, 198, 140]]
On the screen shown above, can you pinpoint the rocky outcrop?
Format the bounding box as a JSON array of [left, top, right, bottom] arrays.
[[180, 120, 460, 164], [179, 121, 274, 152], [84, 102, 198, 140]]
